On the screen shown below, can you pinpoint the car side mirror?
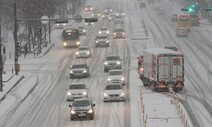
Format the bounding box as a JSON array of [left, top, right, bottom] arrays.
[[92, 104, 96, 106]]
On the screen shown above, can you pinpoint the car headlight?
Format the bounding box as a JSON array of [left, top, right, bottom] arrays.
[[107, 31, 109, 34], [121, 77, 125, 81], [63, 23, 66, 26], [106, 40, 109, 43], [83, 30, 86, 32], [96, 41, 99, 43], [83, 91, 87, 95], [120, 92, 124, 96], [86, 52, 90, 54], [117, 61, 121, 64], [114, 33, 116, 35], [63, 42, 67, 46], [67, 92, 71, 96], [122, 32, 125, 35], [108, 78, 111, 81], [92, 23, 94, 25], [83, 70, 87, 73], [70, 70, 73, 73], [98, 31, 101, 34], [88, 109, 93, 113], [56, 24, 59, 26], [92, 14, 94, 16], [104, 62, 108, 65], [71, 110, 76, 114], [76, 52, 79, 55], [104, 93, 108, 97], [77, 41, 80, 45]]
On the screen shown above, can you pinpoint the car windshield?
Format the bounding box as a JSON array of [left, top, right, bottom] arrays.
[[106, 56, 120, 60], [100, 28, 107, 30], [109, 71, 122, 75], [73, 100, 90, 107], [115, 29, 123, 32], [79, 27, 84, 29], [97, 36, 107, 39], [78, 47, 88, 50], [72, 64, 86, 68], [69, 84, 86, 89], [105, 85, 121, 90]]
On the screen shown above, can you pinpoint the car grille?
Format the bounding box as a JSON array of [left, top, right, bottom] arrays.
[[108, 63, 117, 65], [109, 94, 119, 97]]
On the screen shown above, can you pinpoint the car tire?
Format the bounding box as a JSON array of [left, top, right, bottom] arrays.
[[70, 75, 74, 79], [104, 68, 108, 73]]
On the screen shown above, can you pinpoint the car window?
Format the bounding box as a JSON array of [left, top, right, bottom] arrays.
[[100, 28, 107, 30], [72, 64, 86, 68], [109, 71, 122, 75], [97, 36, 107, 39], [105, 85, 121, 90], [73, 100, 90, 107], [78, 47, 89, 50], [69, 84, 86, 89], [106, 56, 120, 60]]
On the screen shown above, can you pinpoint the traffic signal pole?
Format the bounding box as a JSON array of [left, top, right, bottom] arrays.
[[0, 3, 3, 91]]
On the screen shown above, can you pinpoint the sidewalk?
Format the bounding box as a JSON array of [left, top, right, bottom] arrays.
[[0, 42, 54, 103]]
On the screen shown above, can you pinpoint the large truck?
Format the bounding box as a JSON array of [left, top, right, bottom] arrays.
[[140, 48, 184, 92]]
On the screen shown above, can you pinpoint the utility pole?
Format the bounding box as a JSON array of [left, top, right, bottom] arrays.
[[13, 0, 19, 75], [0, 2, 3, 91]]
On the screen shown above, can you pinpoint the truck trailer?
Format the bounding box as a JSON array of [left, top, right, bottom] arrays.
[[140, 48, 184, 92]]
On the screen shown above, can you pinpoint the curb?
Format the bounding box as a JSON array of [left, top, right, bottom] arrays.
[[2, 74, 14, 83], [0, 75, 25, 102]]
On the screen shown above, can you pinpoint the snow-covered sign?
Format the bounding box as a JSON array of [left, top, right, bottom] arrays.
[[41, 15, 49, 24]]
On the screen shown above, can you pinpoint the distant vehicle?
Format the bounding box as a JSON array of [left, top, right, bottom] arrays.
[[66, 83, 88, 101], [54, 19, 68, 29], [114, 15, 124, 23], [139, 1, 146, 8], [177, 14, 191, 31], [98, 27, 110, 36], [190, 11, 200, 26], [85, 22, 94, 26], [103, 83, 125, 102], [107, 70, 125, 85], [164, 46, 178, 51], [116, 9, 124, 16], [78, 26, 86, 36], [176, 28, 188, 37], [92, 9, 101, 18], [113, 23, 125, 39], [102, 12, 110, 20], [103, 55, 122, 72], [69, 64, 90, 78], [84, 5, 93, 11], [61, 28, 80, 48], [105, 7, 113, 13], [75, 46, 91, 58], [140, 48, 184, 92], [109, 13, 116, 20], [157, 9, 165, 15], [171, 14, 178, 21], [95, 35, 110, 47], [69, 98, 95, 120]]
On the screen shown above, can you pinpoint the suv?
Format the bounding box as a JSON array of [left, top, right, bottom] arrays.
[[98, 27, 110, 36], [78, 26, 86, 36], [69, 98, 95, 120], [103, 55, 122, 72], [66, 83, 88, 101], [69, 64, 89, 78], [75, 46, 91, 58], [107, 70, 125, 85]]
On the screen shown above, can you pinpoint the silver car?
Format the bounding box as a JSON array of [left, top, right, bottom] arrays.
[[66, 83, 88, 101], [176, 28, 188, 37], [76, 46, 91, 58], [69, 64, 89, 78], [107, 70, 125, 85], [95, 35, 109, 47], [103, 83, 125, 102], [98, 27, 110, 36], [104, 55, 122, 72]]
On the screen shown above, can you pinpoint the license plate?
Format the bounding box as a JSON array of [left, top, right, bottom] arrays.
[[78, 113, 86, 117]]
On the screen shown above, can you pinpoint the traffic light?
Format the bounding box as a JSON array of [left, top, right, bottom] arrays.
[[17, 42, 21, 52], [84, 18, 98, 23], [188, 8, 193, 12]]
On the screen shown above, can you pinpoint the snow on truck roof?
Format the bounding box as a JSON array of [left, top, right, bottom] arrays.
[[144, 48, 183, 56]]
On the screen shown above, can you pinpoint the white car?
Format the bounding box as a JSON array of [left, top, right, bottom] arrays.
[[104, 55, 122, 72], [69, 64, 90, 78], [66, 83, 88, 101], [116, 9, 124, 17], [103, 83, 125, 102], [95, 35, 109, 47], [76, 46, 91, 58], [107, 70, 125, 85], [98, 27, 110, 36]]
